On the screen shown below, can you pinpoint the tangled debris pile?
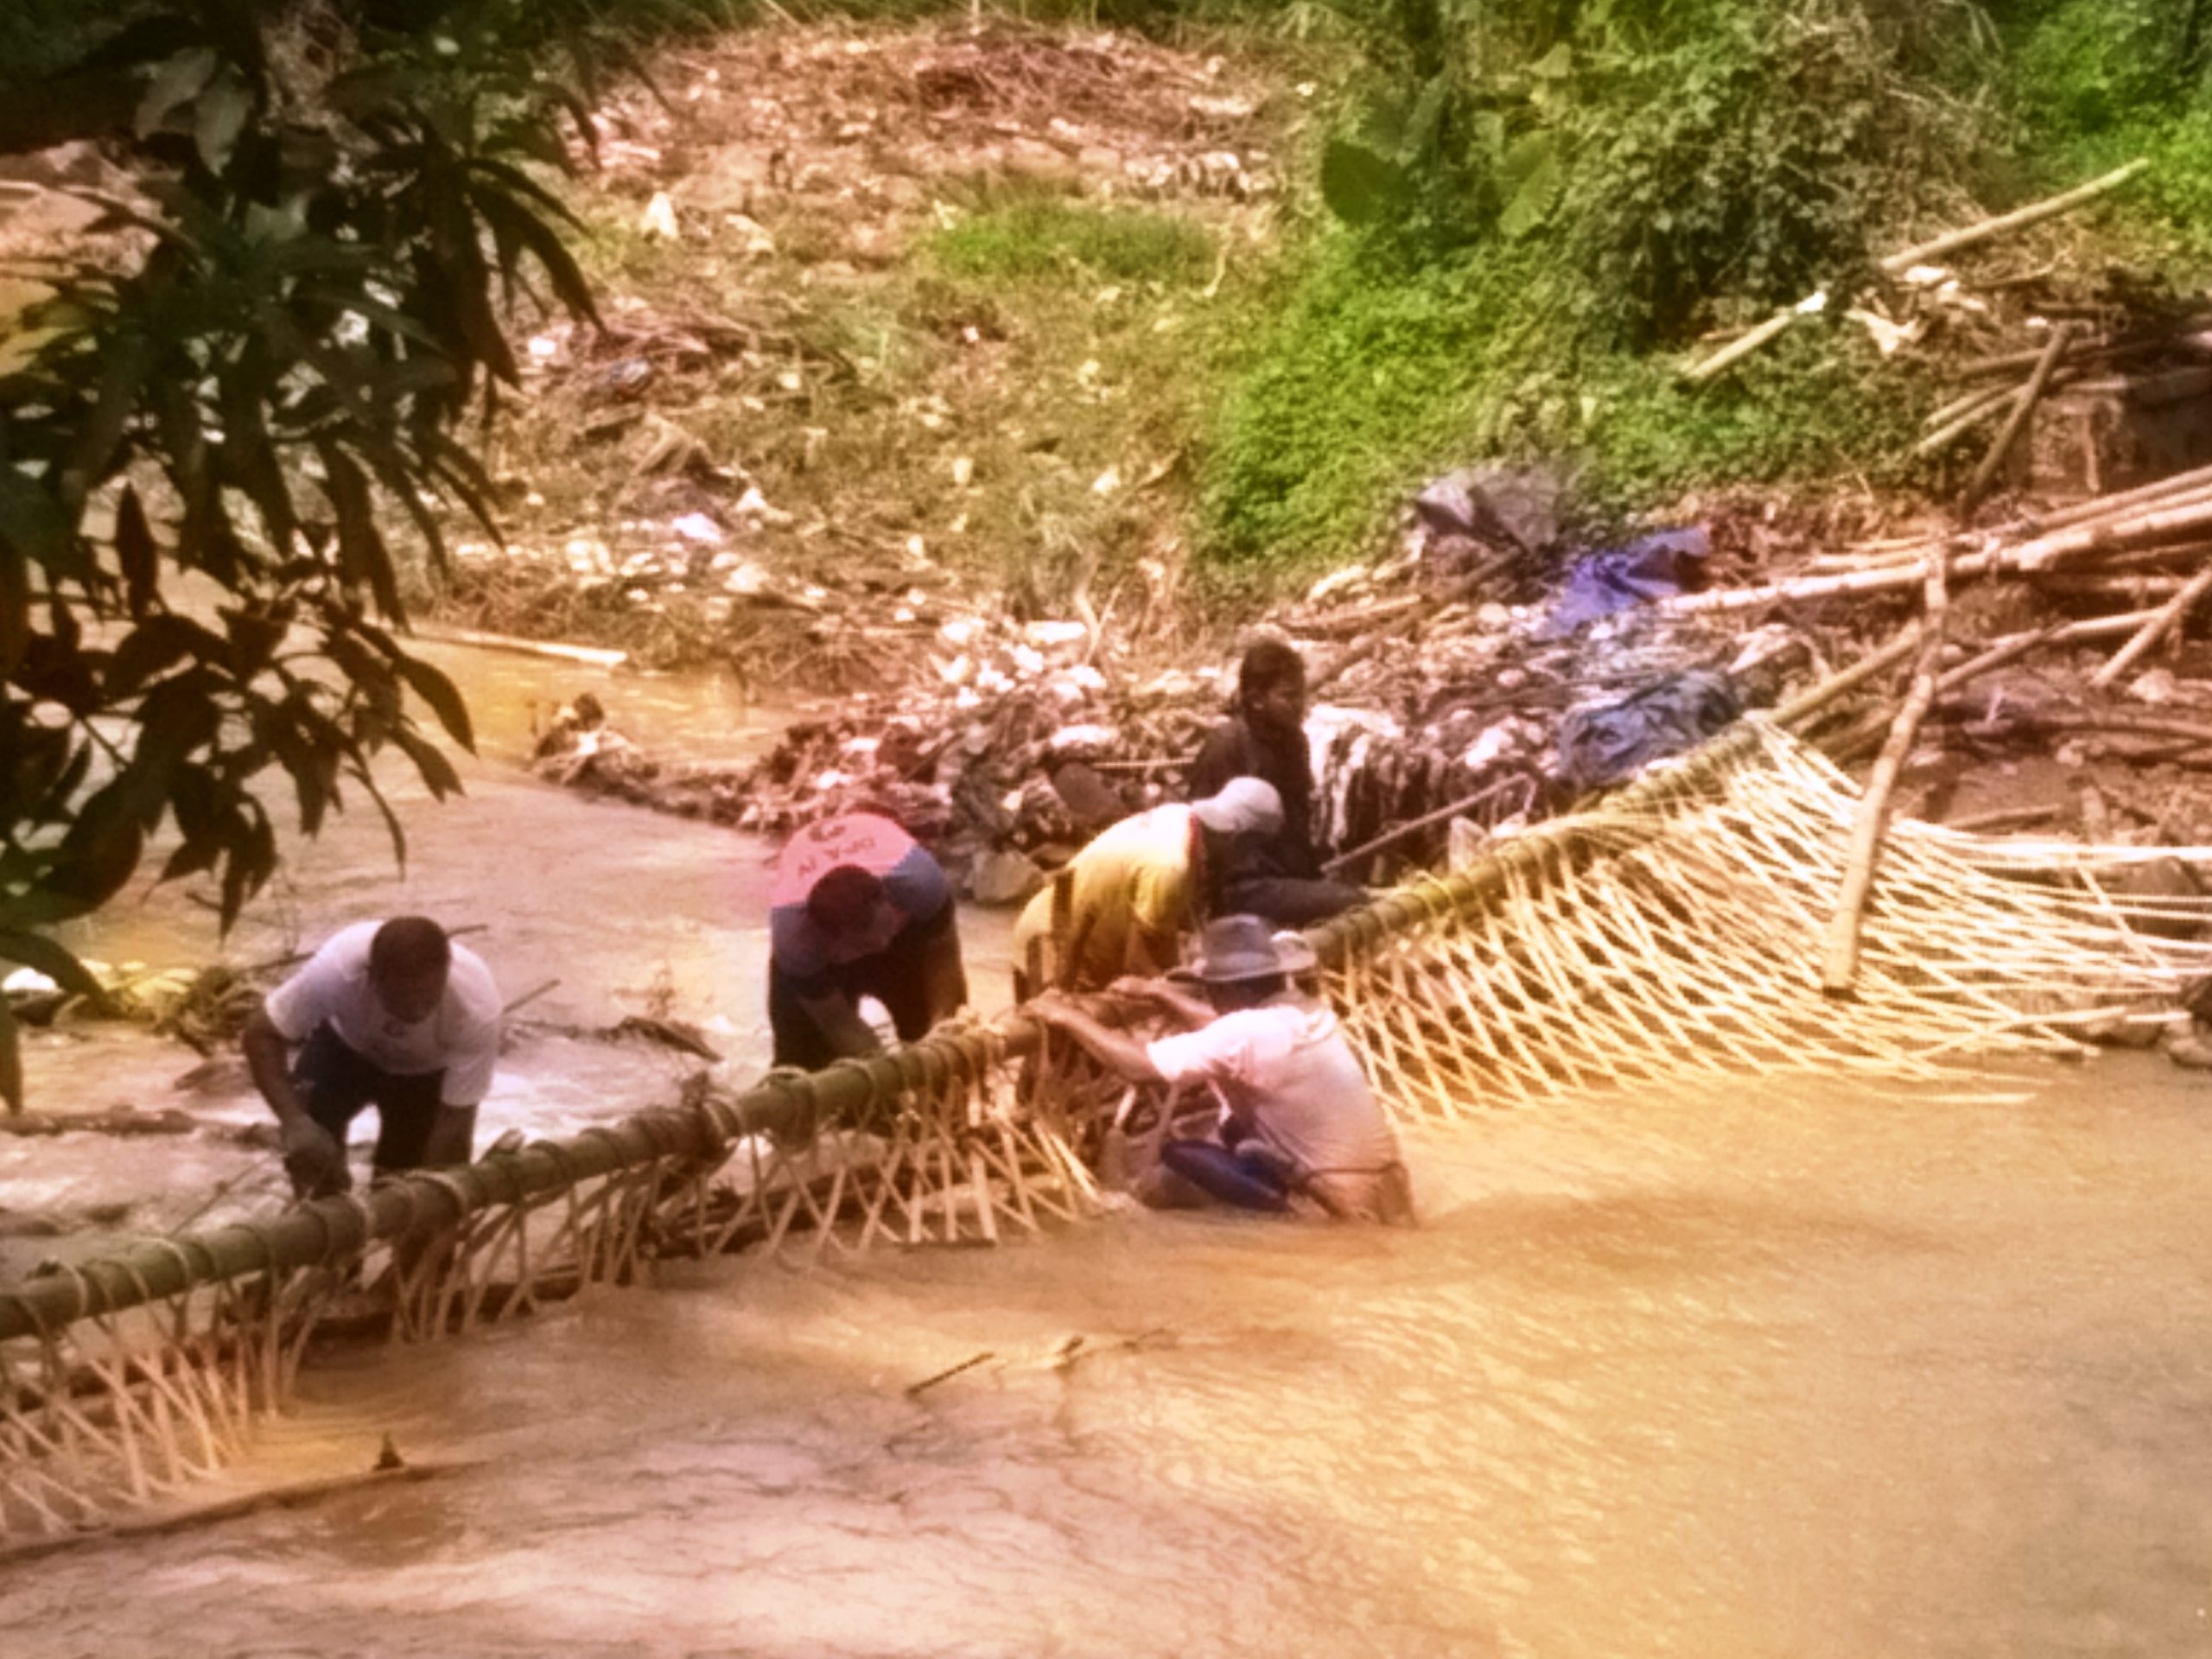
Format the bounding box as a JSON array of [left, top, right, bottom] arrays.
[[531, 466, 1833, 897], [535, 444, 2212, 908]]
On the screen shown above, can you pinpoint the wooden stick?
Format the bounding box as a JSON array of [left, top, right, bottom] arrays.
[[0, 1459, 481, 1566], [1772, 627, 1925, 730], [2088, 559, 2212, 690], [1823, 551, 1949, 995], [1878, 160, 2151, 275], [1914, 382, 2023, 458], [1682, 307, 1802, 384], [1320, 775, 1529, 876], [1961, 322, 2075, 518], [1942, 804, 2063, 835]]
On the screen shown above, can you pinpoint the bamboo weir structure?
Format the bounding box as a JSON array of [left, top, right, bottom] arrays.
[[10, 678, 2212, 1545]]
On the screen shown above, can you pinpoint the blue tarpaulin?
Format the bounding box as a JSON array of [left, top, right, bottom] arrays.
[[1554, 669, 1743, 791]]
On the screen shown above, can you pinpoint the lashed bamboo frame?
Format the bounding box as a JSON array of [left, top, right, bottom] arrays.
[[9, 717, 2212, 1541]]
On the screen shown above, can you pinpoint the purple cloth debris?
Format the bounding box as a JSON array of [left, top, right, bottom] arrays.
[[1541, 527, 1712, 638]]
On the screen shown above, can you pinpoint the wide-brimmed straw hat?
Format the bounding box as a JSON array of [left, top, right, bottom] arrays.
[[1183, 914, 1285, 984]]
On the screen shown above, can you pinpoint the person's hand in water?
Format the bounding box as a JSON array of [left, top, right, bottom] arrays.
[[282, 1118, 349, 1198]]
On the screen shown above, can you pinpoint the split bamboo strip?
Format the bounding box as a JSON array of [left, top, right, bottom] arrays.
[[1961, 323, 2075, 517]]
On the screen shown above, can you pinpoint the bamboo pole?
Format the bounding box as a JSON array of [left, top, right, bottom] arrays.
[[1826, 609, 2159, 763], [1319, 774, 1529, 876], [1823, 551, 1949, 995], [2010, 493, 2212, 571], [1914, 384, 2022, 458], [1878, 160, 2151, 275], [1770, 627, 1924, 730], [1960, 323, 2075, 518], [1681, 307, 1803, 384], [1661, 495, 2212, 615], [2088, 559, 2212, 690]]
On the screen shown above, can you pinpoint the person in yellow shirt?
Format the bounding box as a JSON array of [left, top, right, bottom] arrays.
[[1012, 778, 1281, 998]]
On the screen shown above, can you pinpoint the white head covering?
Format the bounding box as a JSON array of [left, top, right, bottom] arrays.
[[1189, 776, 1283, 836]]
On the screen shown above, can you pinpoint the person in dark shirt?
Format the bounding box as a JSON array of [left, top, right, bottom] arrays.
[[1187, 640, 1364, 926]]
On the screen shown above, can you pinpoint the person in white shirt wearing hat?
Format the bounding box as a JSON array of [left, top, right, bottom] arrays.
[[1027, 915, 1413, 1224]]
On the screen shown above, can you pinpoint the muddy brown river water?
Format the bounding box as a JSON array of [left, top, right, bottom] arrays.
[[4, 644, 2212, 1656]]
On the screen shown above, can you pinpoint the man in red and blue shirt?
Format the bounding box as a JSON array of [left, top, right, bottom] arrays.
[[767, 812, 969, 1069]]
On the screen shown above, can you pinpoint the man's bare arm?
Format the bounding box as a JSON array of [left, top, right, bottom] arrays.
[[241, 1007, 312, 1128]]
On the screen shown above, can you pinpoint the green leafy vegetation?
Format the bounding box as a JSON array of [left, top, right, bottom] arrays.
[[930, 189, 1216, 286], [0, 0, 621, 1103], [2000, 0, 2212, 261], [1194, 0, 2212, 574]]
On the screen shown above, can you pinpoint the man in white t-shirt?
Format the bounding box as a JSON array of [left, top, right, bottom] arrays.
[[1027, 915, 1413, 1224], [241, 917, 503, 1199]]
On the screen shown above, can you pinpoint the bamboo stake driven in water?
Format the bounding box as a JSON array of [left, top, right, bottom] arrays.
[[1823, 551, 1950, 995]]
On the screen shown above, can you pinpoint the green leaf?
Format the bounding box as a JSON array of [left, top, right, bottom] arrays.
[[0, 995, 18, 1116], [1319, 140, 1414, 228], [391, 651, 475, 752], [113, 483, 159, 618], [0, 929, 107, 1002], [0, 536, 27, 680], [1530, 43, 1576, 80], [392, 723, 465, 801], [0, 471, 79, 574], [1403, 75, 1452, 165], [135, 48, 219, 140], [194, 69, 255, 174], [1500, 131, 1564, 240], [105, 613, 213, 700]]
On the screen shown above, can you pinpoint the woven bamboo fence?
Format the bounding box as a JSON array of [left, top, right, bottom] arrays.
[[7, 717, 2212, 1544]]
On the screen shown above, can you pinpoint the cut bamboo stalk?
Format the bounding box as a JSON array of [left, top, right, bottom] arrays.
[[1664, 496, 2212, 614], [1924, 379, 2014, 431], [1878, 160, 2151, 275], [2089, 560, 2212, 690], [2010, 492, 2212, 571], [1681, 307, 1802, 384], [1823, 551, 1949, 995], [1772, 627, 1924, 730], [1961, 322, 2075, 518], [1914, 383, 2022, 457]]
